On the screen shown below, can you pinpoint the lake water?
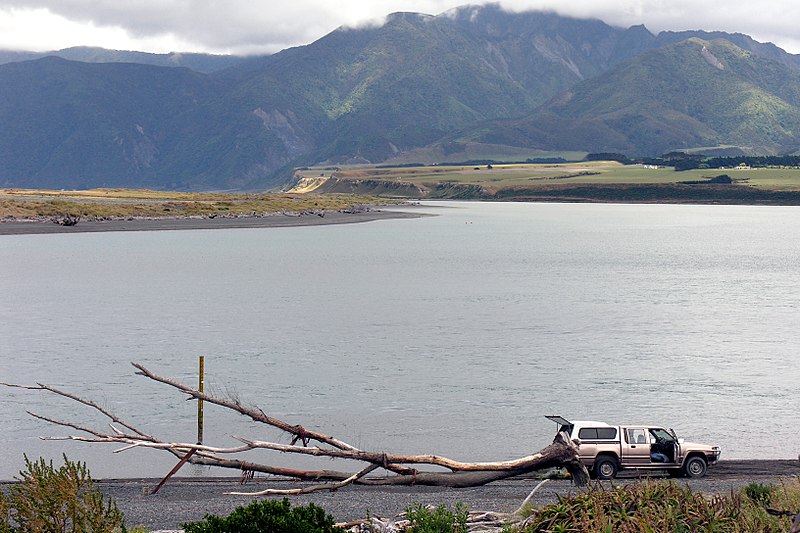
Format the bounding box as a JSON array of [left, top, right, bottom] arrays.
[[1, 201, 798, 480]]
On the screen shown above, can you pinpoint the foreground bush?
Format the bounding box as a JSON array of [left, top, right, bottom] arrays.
[[0, 495, 11, 533], [744, 482, 774, 506], [182, 498, 344, 533], [0, 455, 125, 532], [405, 502, 468, 533], [521, 479, 800, 532]]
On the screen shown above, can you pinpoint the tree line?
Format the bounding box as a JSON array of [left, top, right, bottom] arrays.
[[640, 153, 800, 171]]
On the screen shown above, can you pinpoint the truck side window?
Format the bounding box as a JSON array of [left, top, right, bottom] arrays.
[[578, 428, 617, 440], [596, 427, 617, 439], [626, 429, 647, 444]]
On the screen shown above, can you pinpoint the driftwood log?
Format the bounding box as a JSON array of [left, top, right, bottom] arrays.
[[3, 363, 588, 495], [52, 214, 80, 226]]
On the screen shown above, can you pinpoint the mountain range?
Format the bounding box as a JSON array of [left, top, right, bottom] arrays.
[[2, 4, 800, 191]]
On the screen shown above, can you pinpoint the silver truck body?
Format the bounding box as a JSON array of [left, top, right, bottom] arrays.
[[546, 415, 721, 479]]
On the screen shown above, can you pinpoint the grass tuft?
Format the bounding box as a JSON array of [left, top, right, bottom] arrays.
[[0, 189, 400, 220], [518, 479, 800, 532]]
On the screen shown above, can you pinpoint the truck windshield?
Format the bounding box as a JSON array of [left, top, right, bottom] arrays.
[[650, 428, 675, 443]]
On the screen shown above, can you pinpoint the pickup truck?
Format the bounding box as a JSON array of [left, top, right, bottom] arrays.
[[546, 415, 721, 479]]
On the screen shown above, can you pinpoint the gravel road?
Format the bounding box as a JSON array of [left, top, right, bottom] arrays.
[[84, 460, 798, 530]]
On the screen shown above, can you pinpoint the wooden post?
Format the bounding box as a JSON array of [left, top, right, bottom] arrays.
[[197, 355, 204, 445]]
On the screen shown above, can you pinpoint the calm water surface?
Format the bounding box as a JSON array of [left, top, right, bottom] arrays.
[[1, 202, 798, 479]]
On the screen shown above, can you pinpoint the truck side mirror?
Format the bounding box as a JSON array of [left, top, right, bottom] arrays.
[[678, 438, 685, 444], [649, 437, 656, 444]]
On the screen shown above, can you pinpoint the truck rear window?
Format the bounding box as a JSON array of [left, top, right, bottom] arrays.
[[578, 427, 617, 440]]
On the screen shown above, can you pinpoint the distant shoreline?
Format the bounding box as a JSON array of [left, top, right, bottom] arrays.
[[0, 208, 423, 236]]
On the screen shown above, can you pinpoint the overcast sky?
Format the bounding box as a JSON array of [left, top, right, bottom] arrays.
[[1, 0, 799, 56]]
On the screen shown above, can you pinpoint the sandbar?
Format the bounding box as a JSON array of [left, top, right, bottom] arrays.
[[0, 209, 423, 236]]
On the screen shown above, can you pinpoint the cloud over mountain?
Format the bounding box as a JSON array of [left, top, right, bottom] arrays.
[[1, 0, 800, 55]]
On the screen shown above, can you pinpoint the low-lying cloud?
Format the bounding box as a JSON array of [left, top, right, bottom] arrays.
[[0, 0, 798, 55]]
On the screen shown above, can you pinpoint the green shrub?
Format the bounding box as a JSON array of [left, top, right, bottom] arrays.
[[182, 497, 344, 533], [4, 455, 125, 533], [744, 482, 773, 505], [405, 503, 468, 533]]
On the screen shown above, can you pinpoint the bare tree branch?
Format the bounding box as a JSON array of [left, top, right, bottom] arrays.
[[225, 464, 381, 496], [131, 363, 356, 451], [130, 362, 419, 477], [2, 382, 151, 438], [516, 479, 550, 515], [3, 383, 368, 482]]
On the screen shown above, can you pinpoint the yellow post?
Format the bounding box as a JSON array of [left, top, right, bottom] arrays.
[[197, 355, 205, 445]]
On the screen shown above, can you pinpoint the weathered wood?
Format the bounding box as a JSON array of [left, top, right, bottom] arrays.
[[152, 448, 197, 495], [226, 464, 380, 496], [516, 479, 550, 514], [52, 215, 80, 226], [3, 382, 152, 438]]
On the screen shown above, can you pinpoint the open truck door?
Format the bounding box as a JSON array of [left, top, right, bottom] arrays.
[[545, 415, 574, 435]]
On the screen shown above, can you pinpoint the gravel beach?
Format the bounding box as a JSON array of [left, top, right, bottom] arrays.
[[76, 460, 798, 530]]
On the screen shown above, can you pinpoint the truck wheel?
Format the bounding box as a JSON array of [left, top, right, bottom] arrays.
[[683, 456, 708, 478], [594, 457, 618, 480]]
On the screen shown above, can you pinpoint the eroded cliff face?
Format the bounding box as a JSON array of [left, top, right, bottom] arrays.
[[119, 124, 158, 171], [252, 108, 312, 158], [288, 176, 490, 199], [289, 176, 429, 197]]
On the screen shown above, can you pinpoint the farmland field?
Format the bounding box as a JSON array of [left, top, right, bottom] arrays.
[[292, 161, 800, 203], [295, 161, 800, 189]]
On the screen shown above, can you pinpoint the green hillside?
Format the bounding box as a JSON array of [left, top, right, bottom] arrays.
[[221, 6, 652, 173], [0, 57, 221, 189], [472, 38, 800, 156], [3, 6, 800, 190]]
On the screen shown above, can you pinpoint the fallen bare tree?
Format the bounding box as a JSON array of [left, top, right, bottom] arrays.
[[3, 362, 588, 495]]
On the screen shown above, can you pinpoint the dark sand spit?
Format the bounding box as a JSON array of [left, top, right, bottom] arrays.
[[0, 209, 422, 236]]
